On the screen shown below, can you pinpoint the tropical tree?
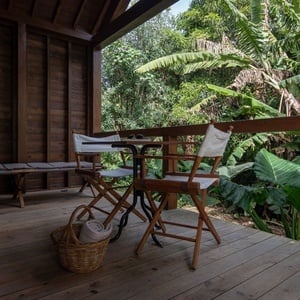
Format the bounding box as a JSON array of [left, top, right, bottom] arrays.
[[136, 0, 300, 117], [101, 9, 189, 131]]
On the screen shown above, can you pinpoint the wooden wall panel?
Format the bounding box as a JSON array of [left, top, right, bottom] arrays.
[[48, 38, 68, 162], [0, 23, 15, 193], [0, 24, 14, 162], [26, 32, 47, 162], [70, 43, 88, 132], [24, 31, 90, 191], [0, 21, 94, 194]]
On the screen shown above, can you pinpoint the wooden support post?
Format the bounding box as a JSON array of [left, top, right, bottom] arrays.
[[163, 135, 178, 209], [92, 48, 101, 134], [17, 23, 27, 162]]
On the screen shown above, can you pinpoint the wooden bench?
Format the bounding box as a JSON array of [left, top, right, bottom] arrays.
[[0, 161, 95, 208]]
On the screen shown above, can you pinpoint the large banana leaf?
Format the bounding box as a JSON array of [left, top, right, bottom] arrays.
[[207, 84, 283, 116], [219, 177, 267, 211], [254, 149, 300, 188], [227, 133, 269, 165], [135, 52, 251, 74], [218, 162, 254, 178], [284, 186, 300, 212]]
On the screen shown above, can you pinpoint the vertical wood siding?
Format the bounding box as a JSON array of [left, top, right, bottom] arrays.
[[0, 22, 91, 193], [0, 23, 15, 192], [0, 24, 14, 162]]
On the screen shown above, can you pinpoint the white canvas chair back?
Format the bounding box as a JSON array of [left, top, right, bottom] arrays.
[[71, 131, 147, 225], [198, 124, 232, 157], [72, 133, 122, 154], [134, 121, 233, 269]]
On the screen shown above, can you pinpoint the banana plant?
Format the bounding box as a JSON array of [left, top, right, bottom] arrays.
[[135, 0, 300, 115]]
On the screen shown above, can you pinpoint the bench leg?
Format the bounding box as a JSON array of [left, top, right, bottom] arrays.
[[12, 174, 26, 208]]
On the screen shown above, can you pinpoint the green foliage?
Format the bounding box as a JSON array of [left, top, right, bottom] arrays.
[[226, 133, 270, 165], [102, 41, 174, 131], [136, 52, 252, 75], [135, 0, 300, 118], [101, 1, 300, 236], [207, 84, 284, 118], [254, 148, 300, 187], [280, 75, 300, 96], [170, 82, 209, 125], [219, 148, 300, 239]]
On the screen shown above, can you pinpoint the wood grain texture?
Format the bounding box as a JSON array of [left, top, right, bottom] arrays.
[[0, 190, 299, 299]]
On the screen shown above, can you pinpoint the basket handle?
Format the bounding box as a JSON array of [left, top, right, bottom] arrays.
[[63, 205, 95, 245]]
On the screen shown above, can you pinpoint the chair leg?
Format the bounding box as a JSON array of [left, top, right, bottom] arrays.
[[105, 182, 146, 222], [77, 178, 122, 220], [191, 213, 204, 270], [192, 192, 221, 243], [190, 192, 221, 269], [78, 176, 146, 222], [102, 183, 137, 226], [136, 194, 168, 255], [79, 180, 88, 193], [144, 191, 166, 231]]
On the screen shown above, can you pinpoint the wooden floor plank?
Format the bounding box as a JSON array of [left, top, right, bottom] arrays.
[[258, 271, 300, 300], [171, 239, 300, 299], [213, 250, 300, 300], [0, 188, 300, 300]]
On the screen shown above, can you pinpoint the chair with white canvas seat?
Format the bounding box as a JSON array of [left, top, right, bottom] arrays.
[[72, 131, 146, 226], [134, 120, 233, 269]]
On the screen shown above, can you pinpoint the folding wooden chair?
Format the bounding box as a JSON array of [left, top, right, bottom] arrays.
[[134, 121, 233, 269], [72, 131, 146, 226]]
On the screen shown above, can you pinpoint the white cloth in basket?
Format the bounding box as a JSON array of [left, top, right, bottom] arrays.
[[79, 220, 112, 243]]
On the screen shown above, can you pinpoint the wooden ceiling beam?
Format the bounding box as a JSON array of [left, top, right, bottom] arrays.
[[7, 0, 13, 11], [92, 0, 179, 49], [52, 0, 64, 24], [31, 0, 38, 17], [112, 0, 131, 20], [73, 0, 88, 29], [97, 1, 120, 30], [0, 8, 91, 40], [91, 1, 111, 35]]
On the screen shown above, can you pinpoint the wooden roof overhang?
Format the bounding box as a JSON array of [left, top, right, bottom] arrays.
[[0, 0, 179, 49]]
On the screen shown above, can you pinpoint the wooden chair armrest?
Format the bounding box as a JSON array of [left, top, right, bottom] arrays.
[[136, 154, 197, 160], [165, 171, 219, 178]]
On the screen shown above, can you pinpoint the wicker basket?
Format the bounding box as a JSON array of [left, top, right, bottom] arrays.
[[50, 205, 110, 273]]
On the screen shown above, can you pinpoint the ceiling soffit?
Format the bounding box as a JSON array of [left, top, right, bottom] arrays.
[[0, 0, 178, 48]]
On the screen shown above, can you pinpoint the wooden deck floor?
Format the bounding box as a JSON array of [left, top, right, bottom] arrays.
[[0, 188, 300, 300]]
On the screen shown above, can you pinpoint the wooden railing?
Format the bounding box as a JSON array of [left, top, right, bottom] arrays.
[[95, 116, 300, 209], [95, 116, 300, 138]]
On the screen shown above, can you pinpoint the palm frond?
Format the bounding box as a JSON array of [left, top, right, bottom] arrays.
[[135, 52, 207, 73], [274, 0, 300, 32], [251, 0, 263, 25], [207, 84, 282, 116], [136, 51, 252, 74], [181, 53, 252, 74], [218, 177, 257, 211], [190, 95, 217, 112], [223, 0, 266, 59], [218, 162, 254, 178]]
